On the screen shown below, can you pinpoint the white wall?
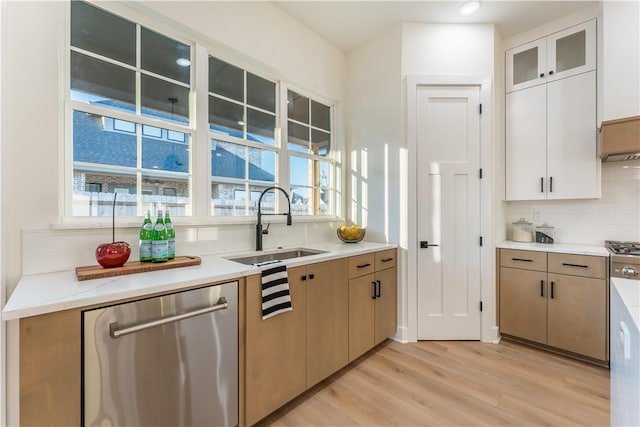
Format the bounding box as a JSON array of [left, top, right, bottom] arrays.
[[601, 0, 640, 121], [1, 2, 347, 424]]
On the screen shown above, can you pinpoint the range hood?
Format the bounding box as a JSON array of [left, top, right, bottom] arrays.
[[600, 116, 640, 161]]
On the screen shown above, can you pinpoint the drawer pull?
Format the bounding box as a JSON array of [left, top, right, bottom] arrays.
[[562, 263, 589, 269], [357, 263, 371, 269], [381, 258, 394, 262], [512, 258, 533, 262]]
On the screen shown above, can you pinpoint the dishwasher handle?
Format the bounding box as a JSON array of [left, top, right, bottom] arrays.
[[110, 296, 229, 338]]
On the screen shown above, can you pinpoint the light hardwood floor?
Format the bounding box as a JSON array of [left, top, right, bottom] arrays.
[[256, 340, 610, 426]]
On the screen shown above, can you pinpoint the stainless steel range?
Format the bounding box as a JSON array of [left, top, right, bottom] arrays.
[[607, 241, 640, 279]]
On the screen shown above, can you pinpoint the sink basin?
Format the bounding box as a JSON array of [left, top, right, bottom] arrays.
[[227, 248, 328, 265]]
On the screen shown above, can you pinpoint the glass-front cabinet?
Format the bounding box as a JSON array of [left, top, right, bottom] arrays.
[[506, 19, 596, 92]]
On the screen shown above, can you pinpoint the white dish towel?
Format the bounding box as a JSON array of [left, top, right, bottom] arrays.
[[254, 260, 292, 319]]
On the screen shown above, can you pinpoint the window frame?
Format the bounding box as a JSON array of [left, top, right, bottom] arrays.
[[62, 1, 342, 225]]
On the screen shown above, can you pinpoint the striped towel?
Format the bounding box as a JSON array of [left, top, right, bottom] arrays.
[[254, 260, 292, 320]]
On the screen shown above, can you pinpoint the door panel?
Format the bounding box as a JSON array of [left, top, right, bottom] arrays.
[[416, 85, 481, 340], [499, 267, 547, 344], [374, 267, 397, 345], [348, 273, 375, 361]]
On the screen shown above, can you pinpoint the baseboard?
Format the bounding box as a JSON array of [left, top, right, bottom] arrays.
[[392, 325, 412, 343]]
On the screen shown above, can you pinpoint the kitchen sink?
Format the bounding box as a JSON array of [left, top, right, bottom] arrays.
[[227, 248, 328, 265]]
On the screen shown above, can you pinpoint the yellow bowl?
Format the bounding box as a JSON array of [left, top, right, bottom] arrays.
[[337, 227, 366, 243]]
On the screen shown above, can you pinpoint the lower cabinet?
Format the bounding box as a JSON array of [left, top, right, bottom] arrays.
[[499, 248, 608, 363]]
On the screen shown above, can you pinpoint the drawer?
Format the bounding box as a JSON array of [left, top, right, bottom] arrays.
[[374, 249, 397, 271], [500, 249, 547, 272], [349, 253, 375, 278], [548, 253, 607, 279]]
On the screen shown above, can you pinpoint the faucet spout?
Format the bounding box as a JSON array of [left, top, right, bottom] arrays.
[[256, 186, 292, 251]]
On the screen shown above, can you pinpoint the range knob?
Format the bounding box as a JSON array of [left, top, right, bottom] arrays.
[[622, 266, 639, 278]]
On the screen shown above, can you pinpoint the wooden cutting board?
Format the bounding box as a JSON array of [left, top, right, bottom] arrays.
[[75, 256, 201, 281]]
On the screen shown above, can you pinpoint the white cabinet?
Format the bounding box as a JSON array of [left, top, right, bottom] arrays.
[[505, 19, 599, 201], [506, 20, 596, 93]]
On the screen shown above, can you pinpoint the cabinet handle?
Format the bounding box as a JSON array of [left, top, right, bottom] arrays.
[[381, 258, 394, 262], [549, 70, 554, 75], [371, 281, 377, 299], [562, 263, 589, 269], [540, 73, 545, 78], [301, 275, 307, 281], [357, 263, 371, 269], [308, 274, 315, 280], [540, 177, 544, 193], [550, 281, 555, 299], [540, 280, 544, 297], [512, 258, 533, 262], [549, 176, 553, 192], [376, 280, 381, 298]]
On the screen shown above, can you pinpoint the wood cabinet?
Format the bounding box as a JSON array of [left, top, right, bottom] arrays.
[[306, 259, 349, 387], [499, 248, 608, 363], [348, 249, 397, 362], [505, 19, 599, 201]]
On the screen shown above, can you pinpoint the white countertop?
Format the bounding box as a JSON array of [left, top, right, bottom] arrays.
[[2, 241, 395, 321], [497, 241, 610, 257], [612, 277, 640, 332]]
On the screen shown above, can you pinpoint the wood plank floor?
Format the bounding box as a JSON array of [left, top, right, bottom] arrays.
[[256, 340, 610, 426]]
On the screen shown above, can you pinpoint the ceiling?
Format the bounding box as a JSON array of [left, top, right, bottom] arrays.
[[272, 1, 599, 52]]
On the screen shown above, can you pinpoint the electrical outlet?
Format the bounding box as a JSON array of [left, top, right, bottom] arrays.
[[533, 210, 541, 221]]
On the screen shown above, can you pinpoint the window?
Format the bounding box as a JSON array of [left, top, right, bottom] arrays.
[[287, 90, 333, 215], [67, 2, 338, 220], [69, 1, 192, 217]]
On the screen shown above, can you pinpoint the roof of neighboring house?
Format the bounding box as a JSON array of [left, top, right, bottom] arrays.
[[72, 101, 274, 182]]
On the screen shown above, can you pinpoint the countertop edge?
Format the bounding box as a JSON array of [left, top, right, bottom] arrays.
[[496, 241, 610, 257], [2, 242, 397, 321]]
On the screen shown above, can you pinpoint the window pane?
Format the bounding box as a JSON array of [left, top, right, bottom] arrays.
[[248, 147, 275, 182], [311, 100, 330, 131], [209, 96, 244, 136], [141, 174, 190, 216], [247, 109, 276, 145], [71, 1, 135, 66], [311, 129, 330, 156], [141, 27, 191, 84], [290, 186, 313, 216], [209, 56, 243, 102], [72, 171, 138, 216], [211, 183, 272, 216], [287, 90, 309, 123], [71, 52, 135, 108], [211, 140, 246, 179], [73, 110, 136, 167], [143, 125, 162, 138], [141, 74, 189, 124], [142, 130, 189, 173], [319, 161, 331, 215], [247, 72, 275, 112], [288, 121, 309, 153], [290, 156, 311, 186]]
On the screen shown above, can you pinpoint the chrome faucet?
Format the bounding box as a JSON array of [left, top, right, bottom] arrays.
[[256, 186, 292, 251]]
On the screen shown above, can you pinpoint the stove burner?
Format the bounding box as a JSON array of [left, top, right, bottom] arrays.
[[607, 241, 640, 256]]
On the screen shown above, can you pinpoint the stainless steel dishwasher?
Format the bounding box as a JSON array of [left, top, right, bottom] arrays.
[[83, 281, 238, 427]]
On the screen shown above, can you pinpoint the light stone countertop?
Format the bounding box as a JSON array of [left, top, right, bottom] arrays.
[[612, 277, 640, 332], [2, 241, 396, 321], [496, 241, 610, 257]]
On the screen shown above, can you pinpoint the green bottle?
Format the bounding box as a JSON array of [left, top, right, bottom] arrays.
[[152, 210, 168, 263], [165, 209, 175, 259], [139, 210, 153, 262]]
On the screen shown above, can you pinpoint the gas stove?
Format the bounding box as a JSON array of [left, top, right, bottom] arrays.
[[607, 241, 640, 280]]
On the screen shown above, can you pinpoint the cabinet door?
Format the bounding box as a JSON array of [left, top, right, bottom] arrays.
[[546, 71, 598, 199], [499, 267, 547, 344], [348, 273, 375, 362], [506, 38, 546, 92], [245, 270, 307, 426], [306, 259, 349, 388], [547, 20, 596, 83], [547, 273, 607, 361], [505, 85, 547, 201], [374, 266, 397, 345]]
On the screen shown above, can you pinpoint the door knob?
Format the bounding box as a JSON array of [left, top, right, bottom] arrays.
[[420, 241, 439, 248]]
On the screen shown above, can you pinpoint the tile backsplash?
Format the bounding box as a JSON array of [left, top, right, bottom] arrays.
[[505, 161, 640, 245]]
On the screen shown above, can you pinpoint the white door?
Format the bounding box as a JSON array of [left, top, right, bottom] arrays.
[[416, 85, 481, 340]]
